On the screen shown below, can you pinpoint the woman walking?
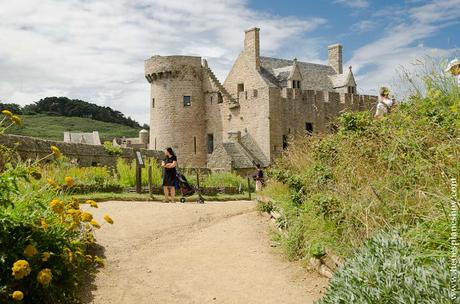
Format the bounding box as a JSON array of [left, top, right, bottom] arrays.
[[161, 147, 178, 203]]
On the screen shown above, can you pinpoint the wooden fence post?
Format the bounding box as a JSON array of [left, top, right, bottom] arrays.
[[247, 177, 251, 200]]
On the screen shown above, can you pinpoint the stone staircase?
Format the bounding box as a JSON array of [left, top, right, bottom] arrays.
[[203, 60, 239, 109]]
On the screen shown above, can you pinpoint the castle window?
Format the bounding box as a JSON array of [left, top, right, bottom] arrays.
[[154, 137, 157, 150], [210, 95, 213, 104], [297, 80, 301, 89], [253, 89, 258, 98], [183, 95, 191, 107], [207, 134, 214, 154], [237, 83, 245, 94], [282, 135, 288, 150], [193, 136, 197, 154], [305, 122, 313, 134], [152, 98, 155, 108], [348, 86, 356, 94], [217, 92, 223, 103]]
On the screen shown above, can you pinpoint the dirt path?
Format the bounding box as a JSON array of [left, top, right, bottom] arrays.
[[81, 200, 328, 304]]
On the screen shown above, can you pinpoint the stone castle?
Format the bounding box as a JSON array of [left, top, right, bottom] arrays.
[[145, 27, 377, 172]]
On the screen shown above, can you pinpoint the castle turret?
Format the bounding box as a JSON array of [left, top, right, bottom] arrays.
[[145, 55, 207, 167], [139, 129, 149, 146]]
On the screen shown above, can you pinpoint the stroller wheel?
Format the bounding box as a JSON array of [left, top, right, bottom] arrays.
[[180, 198, 186, 203]]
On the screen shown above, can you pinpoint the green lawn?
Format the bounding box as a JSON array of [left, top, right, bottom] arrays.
[[8, 114, 140, 141], [72, 192, 253, 202]]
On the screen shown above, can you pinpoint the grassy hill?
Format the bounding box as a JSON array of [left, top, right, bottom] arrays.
[[7, 114, 140, 142]]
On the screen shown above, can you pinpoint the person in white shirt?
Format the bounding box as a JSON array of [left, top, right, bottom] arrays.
[[374, 86, 394, 118], [445, 58, 460, 87]]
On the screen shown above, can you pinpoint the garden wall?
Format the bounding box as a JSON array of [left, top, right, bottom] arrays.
[[0, 134, 163, 167]]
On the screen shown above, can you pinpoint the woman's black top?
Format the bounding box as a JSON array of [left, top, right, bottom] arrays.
[[162, 155, 177, 187]]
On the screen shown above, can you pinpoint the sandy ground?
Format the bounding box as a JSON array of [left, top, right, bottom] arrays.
[[80, 200, 328, 304]]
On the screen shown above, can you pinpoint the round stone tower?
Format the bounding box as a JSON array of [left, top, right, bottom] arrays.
[[139, 129, 149, 146], [145, 55, 207, 167]]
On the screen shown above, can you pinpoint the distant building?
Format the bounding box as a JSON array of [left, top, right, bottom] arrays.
[[113, 129, 149, 149], [63, 131, 101, 145]]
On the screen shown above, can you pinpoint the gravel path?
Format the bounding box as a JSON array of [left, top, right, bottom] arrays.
[[80, 200, 328, 304]]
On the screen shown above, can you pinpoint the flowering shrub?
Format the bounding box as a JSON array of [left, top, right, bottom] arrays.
[[0, 110, 113, 303]]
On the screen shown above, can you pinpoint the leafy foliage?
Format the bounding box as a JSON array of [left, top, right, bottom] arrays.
[[317, 232, 451, 304], [103, 141, 122, 156]]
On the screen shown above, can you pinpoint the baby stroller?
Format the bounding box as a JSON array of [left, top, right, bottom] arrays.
[[176, 172, 205, 204]]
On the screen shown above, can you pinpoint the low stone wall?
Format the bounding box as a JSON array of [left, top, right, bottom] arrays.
[[0, 134, 163, 167]]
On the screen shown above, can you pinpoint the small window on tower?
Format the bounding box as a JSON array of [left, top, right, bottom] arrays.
[[237, 83, 245, 94], [217, 93, 223, 104], [193, 136, 197, 154], [253, 89, 258, 97], [210, 95, 213, 104], [152, 98, 155, 108], [207, 134, 214, 154], [183, 96, 191, 107], [297, 81, 301, 89]]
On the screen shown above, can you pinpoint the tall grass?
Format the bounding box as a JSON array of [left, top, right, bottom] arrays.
[[116, 158, 162, 187]]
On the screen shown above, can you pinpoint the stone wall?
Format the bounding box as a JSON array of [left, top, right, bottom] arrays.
[[268, 88, 378, 159], [0, 134, 163, 167]]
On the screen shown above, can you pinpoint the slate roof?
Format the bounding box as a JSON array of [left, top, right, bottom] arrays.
[[329, 68, 356, 88], [259, 56, 338, 91], [221, 134, 269, 169]]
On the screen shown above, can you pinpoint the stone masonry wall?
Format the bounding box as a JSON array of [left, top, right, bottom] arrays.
[[0, 134, 163, 167], [269, 88, 378, 159]]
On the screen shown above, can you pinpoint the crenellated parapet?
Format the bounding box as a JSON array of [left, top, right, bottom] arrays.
[[279, 87, 377, 113], [144, 55, 203, 83]]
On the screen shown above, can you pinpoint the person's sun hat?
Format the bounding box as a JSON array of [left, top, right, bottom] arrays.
[[445, 58, 460, 74], [379, 86, 390, 97]]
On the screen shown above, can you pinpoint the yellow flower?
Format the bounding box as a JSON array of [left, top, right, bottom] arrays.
[[47, 178, 57, 187], [24, 244, 38, 257], [86, 200, 98, 208], [12, 260, 31, 280], [37, 268, 53, 286], [11, 115, 22, 126], [40, 218, 49, 230], [90, 220, 101, 229], [63, 248, 74, 264], [50, 199, 65, 214], [50, 145, 61, 159], [11, 290, 24, 301], [1, 109, 13, 118], [42, 252, 51, 262], [103, 215, 114, 224], [65, 176, 74, 187], [80, 212, 93, 223]]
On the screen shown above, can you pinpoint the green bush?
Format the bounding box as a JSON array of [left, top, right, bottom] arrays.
[[0, 111, 112, 303], [103, 141, 122, 156], [317, 232, 451, 303]]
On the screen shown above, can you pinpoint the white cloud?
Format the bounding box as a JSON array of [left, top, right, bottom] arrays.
[[348, 0, 460, 96], [335, 0, 369, 9], [0, 0, 326, 124]]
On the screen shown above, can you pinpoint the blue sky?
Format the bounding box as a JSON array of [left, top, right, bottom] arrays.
[[0, 0, 458, 123]]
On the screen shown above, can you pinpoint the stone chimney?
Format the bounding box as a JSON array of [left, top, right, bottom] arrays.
[[244, 27, 260, 71], [227, 131, 241, 143], [328, 44, 343, 74]]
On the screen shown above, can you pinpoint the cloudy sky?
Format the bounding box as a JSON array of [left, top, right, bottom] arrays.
[[0, 0, 459, 124]]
